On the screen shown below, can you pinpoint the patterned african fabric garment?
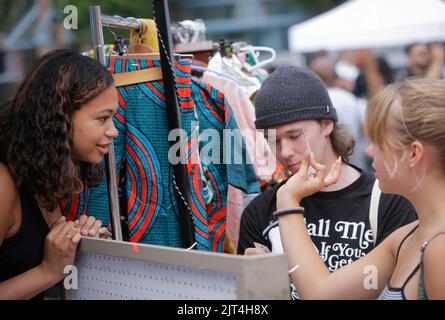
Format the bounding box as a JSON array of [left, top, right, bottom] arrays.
[[62, 57, 210, 250], [191, 78, 259, 252], [61, 58, 259, 252], [60, 186, 90, 222]]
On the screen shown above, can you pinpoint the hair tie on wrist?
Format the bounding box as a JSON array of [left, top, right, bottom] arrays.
[[273, 207, 305, 220]]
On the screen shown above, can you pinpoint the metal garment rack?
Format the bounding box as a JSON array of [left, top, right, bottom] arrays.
[[88, 1, 195, 247]]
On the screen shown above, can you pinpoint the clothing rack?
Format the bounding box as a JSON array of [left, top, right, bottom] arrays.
[[89, 6, 122, 242], [102, 15, 141, 30], [88, 2, 196, 247]]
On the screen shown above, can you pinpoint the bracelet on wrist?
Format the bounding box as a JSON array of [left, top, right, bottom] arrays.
[[273, 207, 305, 220]]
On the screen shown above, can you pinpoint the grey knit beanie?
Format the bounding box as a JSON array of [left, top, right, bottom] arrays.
[[254, 66, 337, 129]]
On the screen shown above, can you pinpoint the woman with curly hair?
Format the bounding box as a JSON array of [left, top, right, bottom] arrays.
[[275, 78, 445, 299], [0, 49, 119, 299]]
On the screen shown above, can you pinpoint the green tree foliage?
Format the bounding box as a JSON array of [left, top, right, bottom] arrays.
[[1, 0, 346, 49], [0, 0, 33, 33], [54, 0, 154, 48], [54, 0, 183, 48], [0, 0, 165, 48]]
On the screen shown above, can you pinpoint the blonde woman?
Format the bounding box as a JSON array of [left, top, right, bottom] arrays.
[[276, 78, 445, 299]]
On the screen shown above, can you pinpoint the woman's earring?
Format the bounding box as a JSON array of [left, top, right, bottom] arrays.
[[409, 166, 421, 192]]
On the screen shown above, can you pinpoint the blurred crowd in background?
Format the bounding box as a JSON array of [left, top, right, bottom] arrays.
[[1, 0, 444, 173]]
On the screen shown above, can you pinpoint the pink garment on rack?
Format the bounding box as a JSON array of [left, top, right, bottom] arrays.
[[201, 72, 275, 248], [201, 72, 275, 179], [226, 186, 243, 249], [227, 186, 259, 249]]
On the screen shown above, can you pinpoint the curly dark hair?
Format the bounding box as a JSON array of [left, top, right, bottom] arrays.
[[0, 49, 114, 211]]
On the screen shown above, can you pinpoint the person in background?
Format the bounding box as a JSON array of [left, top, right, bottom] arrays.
[[336, 49, 385, 100], [336, 49, 395, 172], [309, 52, 367, 171], [397, 42, 444, 80]]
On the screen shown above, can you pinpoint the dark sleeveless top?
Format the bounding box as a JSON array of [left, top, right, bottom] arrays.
[[379, 225, 419, 300], [0, 159, 50, 299], [380, 224, 445, 300]]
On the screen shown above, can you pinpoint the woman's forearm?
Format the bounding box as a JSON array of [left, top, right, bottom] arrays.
[[0, 264, 60, 300], [277, 197, 332, 299]]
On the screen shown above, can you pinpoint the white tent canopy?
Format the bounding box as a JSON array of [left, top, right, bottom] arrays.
[[289, 0, 445, 52]]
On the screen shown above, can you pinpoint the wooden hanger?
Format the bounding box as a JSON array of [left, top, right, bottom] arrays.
[[111, 54, 194, 86], [110, 41, 193, 86], [110, 52, 194, 61], [111, 41, 163, 86], [113, 67, 162, 86]]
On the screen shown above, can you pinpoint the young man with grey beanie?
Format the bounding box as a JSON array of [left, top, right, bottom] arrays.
[[237, 66, 417, 299]]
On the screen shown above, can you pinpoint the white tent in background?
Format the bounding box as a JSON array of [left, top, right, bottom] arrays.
[[288, 0, 445, 52]]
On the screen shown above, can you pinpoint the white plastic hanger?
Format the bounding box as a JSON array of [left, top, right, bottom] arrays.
[[239, 45, 276, 71]]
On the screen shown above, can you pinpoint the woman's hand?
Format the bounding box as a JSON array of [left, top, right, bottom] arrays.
[[277, 153, 342, 209], [74, 215, 109, 239], [40, 216, 81, 282]]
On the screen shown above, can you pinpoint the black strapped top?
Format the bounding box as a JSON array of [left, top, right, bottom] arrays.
[[0, 159, 50, 299]]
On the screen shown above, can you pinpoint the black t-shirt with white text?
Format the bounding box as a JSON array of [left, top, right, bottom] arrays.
[[238, 167, 417, 272]]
